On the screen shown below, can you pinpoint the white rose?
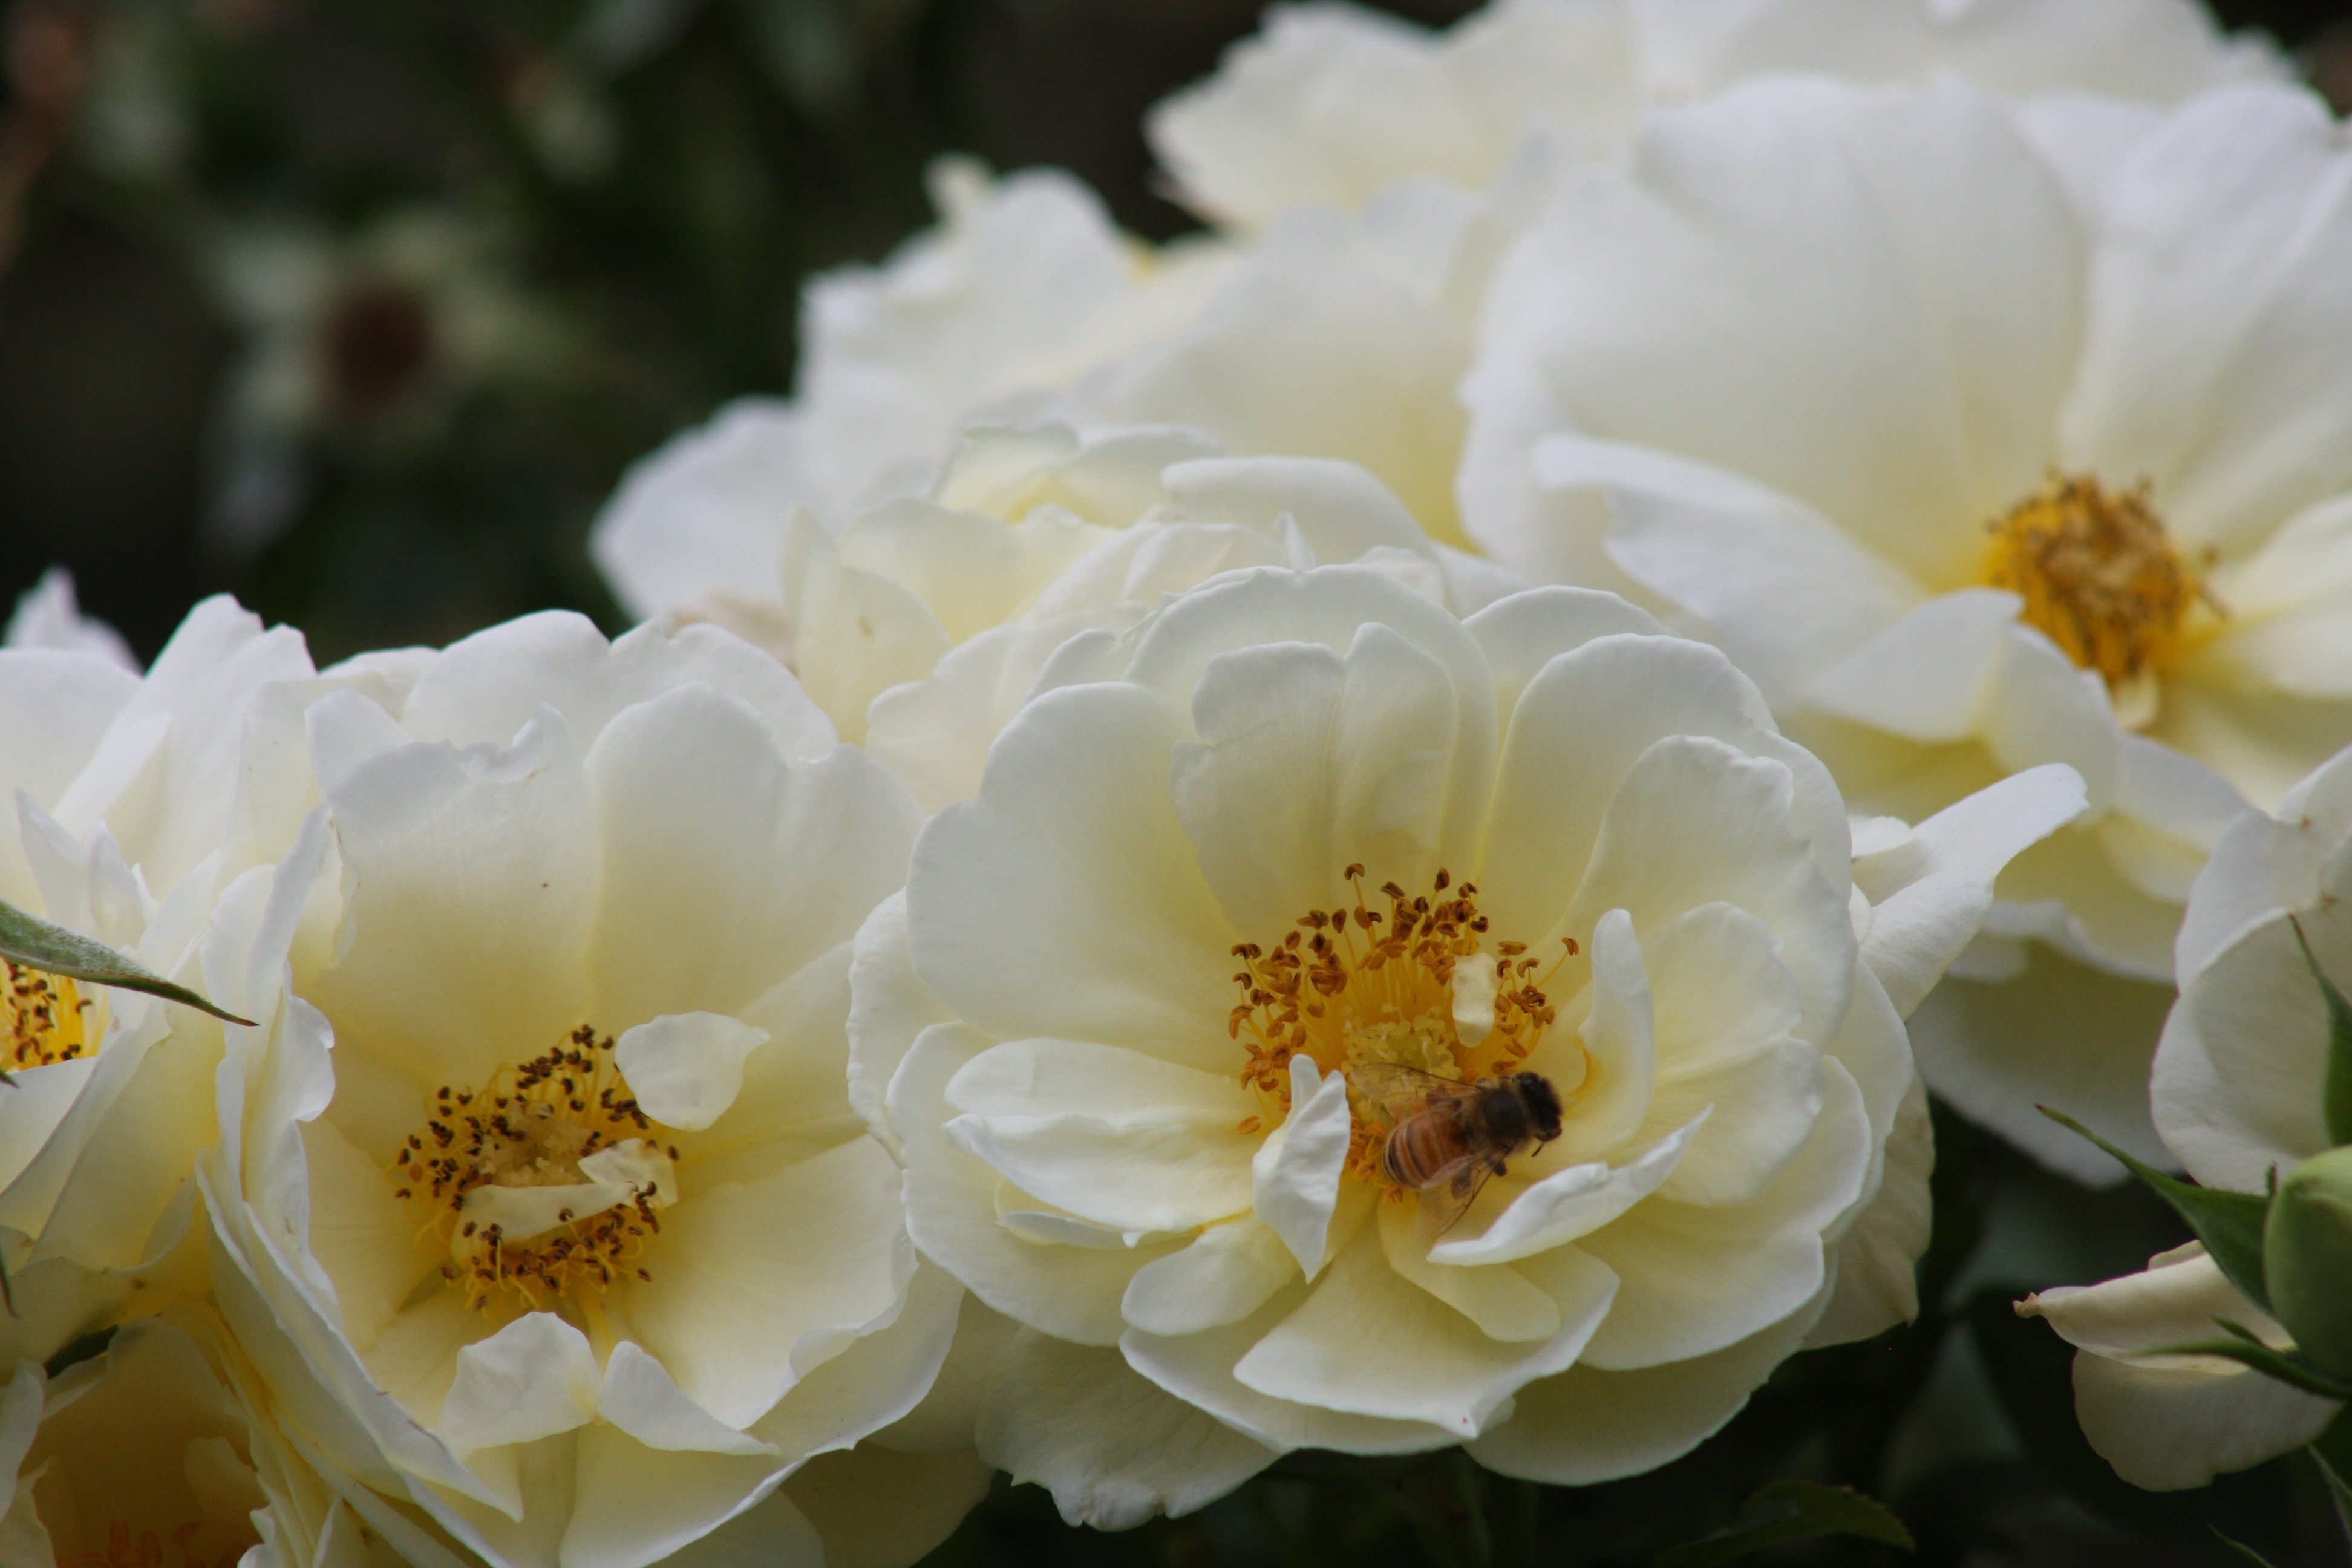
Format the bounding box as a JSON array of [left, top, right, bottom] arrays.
[[1462, 76, 2352, 1177], [591, 0, 2281, 648], [1, 1310, 473, 1568], [849, 563, 2082, 1523], [1148, 0, 2277, 231], [201, 612, 972, 1568], [2018, 1243, 2341, 1491], [658, 424, 1517, 810], [2018, 742, 2352, 1488], [592, 162, 1236, 626], [0, 590, 345, 1365]]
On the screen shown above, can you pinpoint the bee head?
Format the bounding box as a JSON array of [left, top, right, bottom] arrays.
[[1513, 1072, 1564, 1143]]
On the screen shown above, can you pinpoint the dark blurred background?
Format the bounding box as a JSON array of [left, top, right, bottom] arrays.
[[0, 0, 1495, 662], [1, 0, 2349, 664]]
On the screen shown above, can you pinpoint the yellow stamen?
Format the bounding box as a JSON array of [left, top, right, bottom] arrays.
[[386, 1025, 680, 1313], [1228, 867, 1578, 1189], [1981, 472, 2215, 693], [6, 961, 90, 1070]]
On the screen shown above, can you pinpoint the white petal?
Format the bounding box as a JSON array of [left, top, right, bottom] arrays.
[[584, 684, 920, 1027], [2063, 85, 2352, 554], [1251, 1057, 1350, 1276], [1119, 1272, 1467, 1457], [599, 1341, 776, 1456], [1477, 632, 1844, 945], [1232, 1223, 1617, 1435], [1482, 77, 2078, 587], [890, 1025, 1176, 1347], [1431, 1120, 1699, 1269], [975, 1329, 1278, 1528], [1808, 1073, 1932, 1347], [845, 891, 948, 1158], [2153, 908, 2331, 1191], [588, 397, 803, 622], [1102, 258, 1471, 547], [751, 1257, 967, 1461], [437, 1313, 599, 1454], [1802, 590, 2020, 743], [1466, 1295, 1821, 1486], [1910, 942, 2176, 1184], [405, 612, 832, 762], [1120, 1218, 1298, 1338], [623, 1137, 909, 1430], [613, 1014, 770, 1132], [1851, 763, 2090, 1015], [1979, 627, 2120, 809], [1578, 1060, 1870, 1369], [1550, 909, 1655, 1163], [557, 1425, 789, 1568], [1158, 455, 1434, 563], [1564, 737, 1854, 1049], [1382, 1200, 1561, 1342], [1543, 434, 1921, 707], [312, 710, 596, 1089], [2071, 1350, 2341, 1492], [942, 1039, 1258, 1237], [1172, 625, 1462, 942], [905, 684, 1240, 1067], [1457, 586, 1664, 723]]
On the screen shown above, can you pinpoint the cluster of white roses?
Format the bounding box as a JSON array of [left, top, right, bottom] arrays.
[[5, 0, 2350, 1561]]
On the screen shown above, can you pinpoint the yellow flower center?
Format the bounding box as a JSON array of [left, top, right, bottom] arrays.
[[386, 1026, 679, 1314], [1981, 473, 2217, 704], [1228, 867, 1575, 1187], [6, 961, 91, 1070]]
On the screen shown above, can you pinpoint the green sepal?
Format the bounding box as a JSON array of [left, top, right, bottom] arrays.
[[2149, 1321, 2352, 1400], [2039, 1106, 2273, 1313], [2292, 918, 2352, 1151], [1655, 1480, 1913, 1567], [0, 897, 253, 1027]]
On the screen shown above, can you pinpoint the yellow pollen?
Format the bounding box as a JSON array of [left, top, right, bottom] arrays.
[[1981, 472, 2215, 691], [7, 961, 91, 1070], [387, 1025, 679, 1313], [1229, 866, 1576, 1191]]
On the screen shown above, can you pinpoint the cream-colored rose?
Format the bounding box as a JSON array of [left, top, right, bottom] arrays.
[[850, 563, 2082, 1523], [1463, 77, 2352, 1178], [0, 591, 351, 1366], [754, 427, 1518, 809], [202, 613, 975, 1568], [1, 1308, 469, 1568]]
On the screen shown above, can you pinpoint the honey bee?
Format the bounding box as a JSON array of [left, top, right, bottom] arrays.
[[1346, 1062, 1564, 1235]]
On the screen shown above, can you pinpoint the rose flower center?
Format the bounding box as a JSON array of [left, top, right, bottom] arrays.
[[1228, 867, 1578, 1190], [1981, 473, 2216, 711], [386, 1025, 679, 1314], [5, 961, 90, 1070]]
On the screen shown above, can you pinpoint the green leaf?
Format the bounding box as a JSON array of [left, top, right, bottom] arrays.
[[2292, 918, 2352, 1151], [0, 897, 252, 1027], [2148, 1324, 2352, 1400], [2039, 1106, 2272, 1312], [1655, 1480, 1913, 1567], [2212, 1526, 2286, 1567]]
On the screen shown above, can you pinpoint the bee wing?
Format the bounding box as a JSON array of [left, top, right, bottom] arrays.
[[1344, 1060, 1476, 1127], [1416, 1161, 1497, 1240]]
